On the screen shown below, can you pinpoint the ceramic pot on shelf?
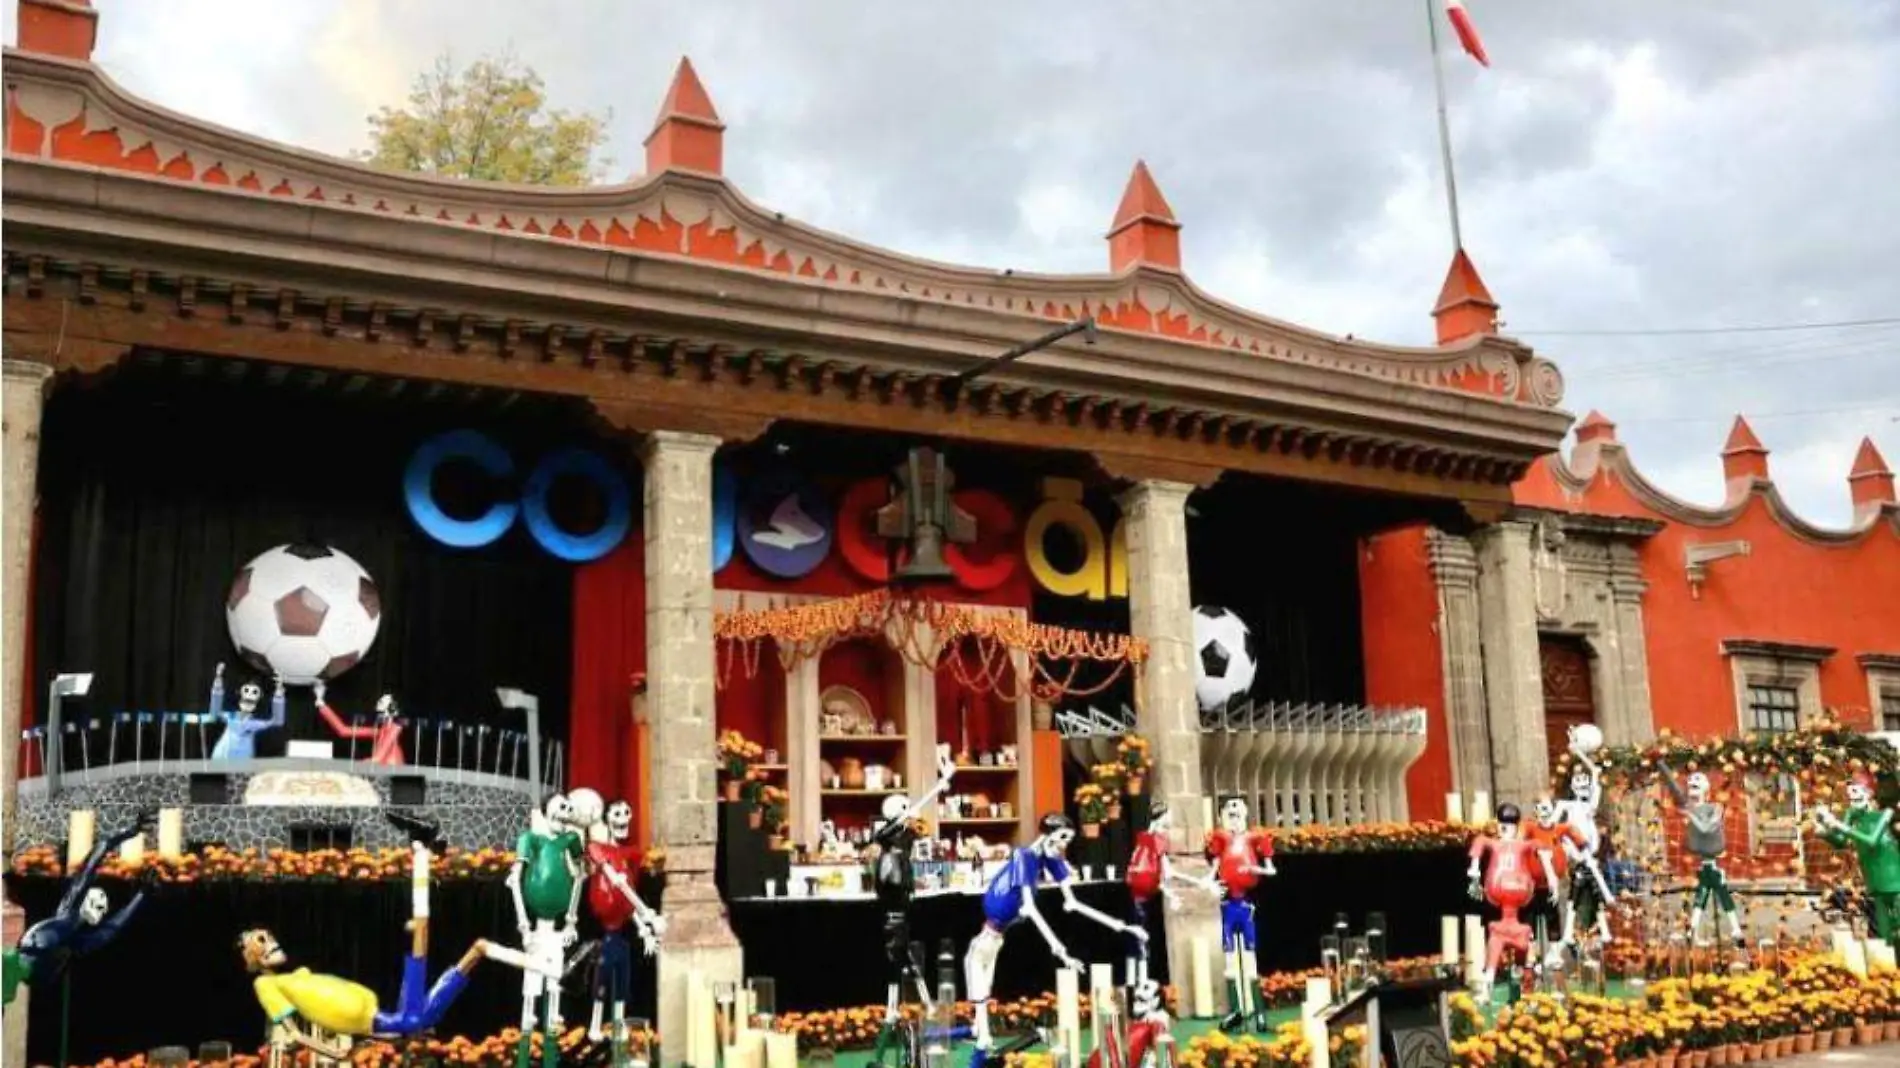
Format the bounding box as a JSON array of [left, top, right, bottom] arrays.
[[838, 757, 866, 790]]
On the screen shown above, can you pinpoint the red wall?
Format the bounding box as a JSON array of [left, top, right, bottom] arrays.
[[1357, 524, 1452, 820]]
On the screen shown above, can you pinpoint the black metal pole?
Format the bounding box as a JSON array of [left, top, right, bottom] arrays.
[[943, 317, 1096, 392]]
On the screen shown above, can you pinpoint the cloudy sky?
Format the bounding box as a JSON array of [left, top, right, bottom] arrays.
[[10, 1, 1896, 524]]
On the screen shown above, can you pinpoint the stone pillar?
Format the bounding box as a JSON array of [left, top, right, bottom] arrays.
[[1116, 480, 1223, 1011], [1473, 522, 1548, 806], [1426, 529, 1494, 800], [3, 358, 51, 1068], [642, 430, 739, 1064], [1608, 545, 1655, 744]]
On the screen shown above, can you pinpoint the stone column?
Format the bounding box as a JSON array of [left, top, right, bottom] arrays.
[[642, 430, 739, 1064], [1473, 522, 1548, 805], [1608, 545, 1655, 744], [1426, 529, 1494, 800], [1117, 480, 1222, 1010], [3, 358, 51, 1068]]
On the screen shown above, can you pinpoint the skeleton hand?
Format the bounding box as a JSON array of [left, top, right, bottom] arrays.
[[936, 745, 958, 786], [216, 662, 226, 681], [313, 680, 326, 704], [1057, 951, 1084, 973], [562, 919, 580, 947], [1124, 922, 1149, 942], [1259, 861, 1278, 877], [272, 672, 284, 692], [646, 911, 669, 939]]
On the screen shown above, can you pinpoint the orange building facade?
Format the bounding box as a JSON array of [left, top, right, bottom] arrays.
[[1364, 406, 1900, 840]]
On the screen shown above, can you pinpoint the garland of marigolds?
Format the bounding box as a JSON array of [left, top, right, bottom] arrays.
[[1556, 713, 1900, 801], [712, 589, 1147, 699]]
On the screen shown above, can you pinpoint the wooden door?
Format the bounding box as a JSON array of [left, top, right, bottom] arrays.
[[1540, 636, 1597, 775]]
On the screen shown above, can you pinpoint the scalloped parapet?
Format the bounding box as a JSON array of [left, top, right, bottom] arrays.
[[0, 48, 1567, 409]]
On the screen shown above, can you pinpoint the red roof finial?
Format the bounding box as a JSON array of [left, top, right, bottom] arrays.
[[645, 57, 726, 176], [1575, 410, 1617, 445], [17, 0, 97, 62], [1107, 161, 1182, 273], [1721, 416, 1770, 483], [1849, 437, 1896, 517], [1432, 248, 1499, 345]]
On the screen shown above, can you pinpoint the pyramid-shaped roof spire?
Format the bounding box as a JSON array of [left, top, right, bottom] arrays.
[[1106, 161, 1182, 273], [1432, 248, 1499, 344], [1721, 416, 1770, 483], [645, 57, 726, 176]]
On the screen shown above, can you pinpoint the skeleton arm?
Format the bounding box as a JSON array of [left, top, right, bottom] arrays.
[[1059, 877, 1140, 938], [276, 1020, 351, 1061], [208, 664, 227, 719], [259, 678, 287, 734], [1843, 809, 1895, 850], [1687, 804, 1724, 834], [1660, 772, 1689, 807], [1535, 848, 1560, 898], [1019, 885, 1079, 969], [1574, 750, 1603, 800], [74, 892, 146, 954], [506, 836, 533, 934]]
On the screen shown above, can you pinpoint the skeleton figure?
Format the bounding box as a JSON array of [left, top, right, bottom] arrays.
[[1814, 774, 1900, 941], [1086, 978, 1174, 1068], [1125, 803, 1214, 987], [313, 681, 407, 765], [1466, 803, 1561, 1000], [208, 663, 286, 760], [4, 813, 152, 1006], [871, 747, 957, 1021], [964, 813, 1142, 1050], [1553, 730, 1617, 949], [1659, 770, 1744, 946], [505, 793, 588, 1038], [1204, 796, 1276, 1031], [583, 797, 665, 1044]]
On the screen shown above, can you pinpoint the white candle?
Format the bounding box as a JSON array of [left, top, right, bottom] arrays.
[[118, 833, 144, 865], [66, 810, 96, 872], [1191, 936, 1215, 1018], [1840, 933, 1869, 978], [735, 1030, 766, 1068], [1464, 916, 1486, 986], [157, 808, 184, 860], [1201, 796, 1215, 838], [1056, 966, 1083, 1059], [1446, 793, 1464, 825], [1303, 978, 1333, 1068], [1440, 915, 1460, 966], [764, 1031, 797, 1068], [1472, 791, 1491, 823], [688, 972, 716, 1068]]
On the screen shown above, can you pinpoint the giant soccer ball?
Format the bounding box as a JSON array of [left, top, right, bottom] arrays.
[[225, 544, 382, 686], [1193, 605, 1257, 712]]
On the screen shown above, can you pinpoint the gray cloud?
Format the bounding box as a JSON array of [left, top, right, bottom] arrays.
[[11, 0, 1894, 523]]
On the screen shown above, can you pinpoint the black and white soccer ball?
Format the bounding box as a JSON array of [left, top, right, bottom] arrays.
[[225, 544, 382, 686], [1193, 605, 1257, 711]]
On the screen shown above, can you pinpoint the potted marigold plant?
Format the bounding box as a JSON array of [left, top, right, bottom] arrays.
[[1074, 783, 1109, 837], [718, 730, 763, 802], [761, 786, 790, 848], [1118, 734, 1153, 795], [1091, 764, 1126, 820]]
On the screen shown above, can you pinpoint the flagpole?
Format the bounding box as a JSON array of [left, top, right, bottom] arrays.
[[1425, 0, 1465, 252]]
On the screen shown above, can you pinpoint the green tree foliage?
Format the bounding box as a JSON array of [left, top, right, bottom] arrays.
[[361, 52, 610, 186]]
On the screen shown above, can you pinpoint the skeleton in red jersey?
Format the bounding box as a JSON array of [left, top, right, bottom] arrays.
[[1124, 803, 1217, 985], [1466, 802, 1560, 997], [1203, 796, 1277, 1031]]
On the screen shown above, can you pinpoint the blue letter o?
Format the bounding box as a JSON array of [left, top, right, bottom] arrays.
[[404, 430, 518, 548]]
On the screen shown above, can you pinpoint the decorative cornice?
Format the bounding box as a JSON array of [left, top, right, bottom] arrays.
[[0, 257, 1541, 503], [1544, 439, 1900, 547], [1426, 528, 1480, 588], [0, 48, 1569, 408], [1857, 653, 1900, 671], [1720, 639, 1837, 664]]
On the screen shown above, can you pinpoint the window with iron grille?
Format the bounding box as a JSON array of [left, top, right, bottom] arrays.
[[1747, 684, 1801, 734], [1883, 690, 1900, 734]]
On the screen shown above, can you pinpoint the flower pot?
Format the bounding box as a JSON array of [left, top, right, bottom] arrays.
[[1834, 1027, 1854, 1047], [839, 757, 866, 790], [1126, 774, 1145, 796], [1794, 1034, 1814, 1054], [1688, 1050, 1708, 1067], [769, 834, 789, 851], [1743, 1043, 1761, 1060], [1658, 1051, 1679, 1068], [748, 808, 763, 829], [1082, 822, 1101, 839], [1886, 1021, 1900, 1042], [1857, 1025, 1879, 1046], [1778, 1036, 1795, 1057], [723, 780, 741, 802], [1709, 1044, 1730, 1066], [1814, 1032, 1832, 1051], [1108, 800, 1123, 821]]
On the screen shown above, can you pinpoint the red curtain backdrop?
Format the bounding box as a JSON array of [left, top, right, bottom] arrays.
[[714, 638, 787, 756], [934, 637, 1015, 758], [569, 537, 645, 825]]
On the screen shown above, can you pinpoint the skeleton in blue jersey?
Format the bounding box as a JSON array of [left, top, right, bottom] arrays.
[[964, 813, 1143, 1051], [208, 663, 285, 760]]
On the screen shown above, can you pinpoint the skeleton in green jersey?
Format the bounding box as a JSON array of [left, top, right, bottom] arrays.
[[507, 793, 587, 1035], [1814, 774, 1900, 942]]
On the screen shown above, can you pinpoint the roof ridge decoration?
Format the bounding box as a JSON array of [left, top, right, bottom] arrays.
[[0, 46, 1564, 408], [1537, 414, 1900, 546]]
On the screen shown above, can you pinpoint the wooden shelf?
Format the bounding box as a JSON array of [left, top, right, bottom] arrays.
[[939, 817, 1018, 825], [952, 765, 1019, 774], [821, 788, 900, 797], [755, 763, 789, 772], [820, 734, 906, 743]]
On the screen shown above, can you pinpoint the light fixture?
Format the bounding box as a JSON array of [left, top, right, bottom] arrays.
[[495, 687, 545, 802], [46, 671, 95, 795]]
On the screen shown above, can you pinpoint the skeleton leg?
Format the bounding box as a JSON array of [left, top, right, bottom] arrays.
[[965, 926, 1004, 1047]]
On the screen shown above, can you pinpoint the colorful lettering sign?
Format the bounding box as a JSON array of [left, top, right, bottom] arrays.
[[403, 430, 633, 563], [1024, 478, 1128, 600]]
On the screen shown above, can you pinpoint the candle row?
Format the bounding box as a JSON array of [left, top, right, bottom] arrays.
[[64, 808, 185, 870], [1443, 791, 1492, 825]]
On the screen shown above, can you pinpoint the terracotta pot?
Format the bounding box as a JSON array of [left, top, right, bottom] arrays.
[[1108, 800, 1123, 821], [1082, 822, 1102, 839], [1658, 1051, 1678, 1068], [838, 757, 866, 790], [1126, 774, 1145, 796], [1814, 1031, 1832, 1051], [747, 807, 762, 829], [1688, 1050, 1708, 1068], [1834, 1027, 1854, 1046], [723, 780, 741, 802], [1886, 1021, 1900, 1041], [1709, 1044, 1730, 1066], [1797, 1034, 1815, 1054], [1857, 1025, 1879, 1046], [1722, 1044, 1742, 1064], [768, 833, 789, 851], [1744, 1043, 1762, 1060]]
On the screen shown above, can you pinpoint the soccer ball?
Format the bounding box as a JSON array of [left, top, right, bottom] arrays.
[[1567, 723, 1604, 756], [225, 544, 382, 686], [1193, 605, 1257, 711]]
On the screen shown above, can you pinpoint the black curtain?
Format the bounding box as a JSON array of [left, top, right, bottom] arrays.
[[30, 364, 576, 746]]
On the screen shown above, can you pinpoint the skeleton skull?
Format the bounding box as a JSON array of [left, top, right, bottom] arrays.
[[237, 682, 262, 714], [1533, 797, 1559, 827], [1848, 779, 1876, 809], [239, 928, 288, 972], [78, 887, 109, 926], [880, 794, 909, 824], [543, 793, 575, 830], [1132, 977, 1162, 1018], [1687, 772, 1711, 803], [565, 788, 604, 833], [606, 800, 634, 839], [1570, 769, 1598, 805], [1220, 796, 1249, 833], [1037, 813, 1076, 858], [374, 694, 399, 719]]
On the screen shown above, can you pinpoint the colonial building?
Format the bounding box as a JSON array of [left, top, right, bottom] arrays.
[[1366, 408, 1900, 836], [2, 1, 1572, 1056]]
